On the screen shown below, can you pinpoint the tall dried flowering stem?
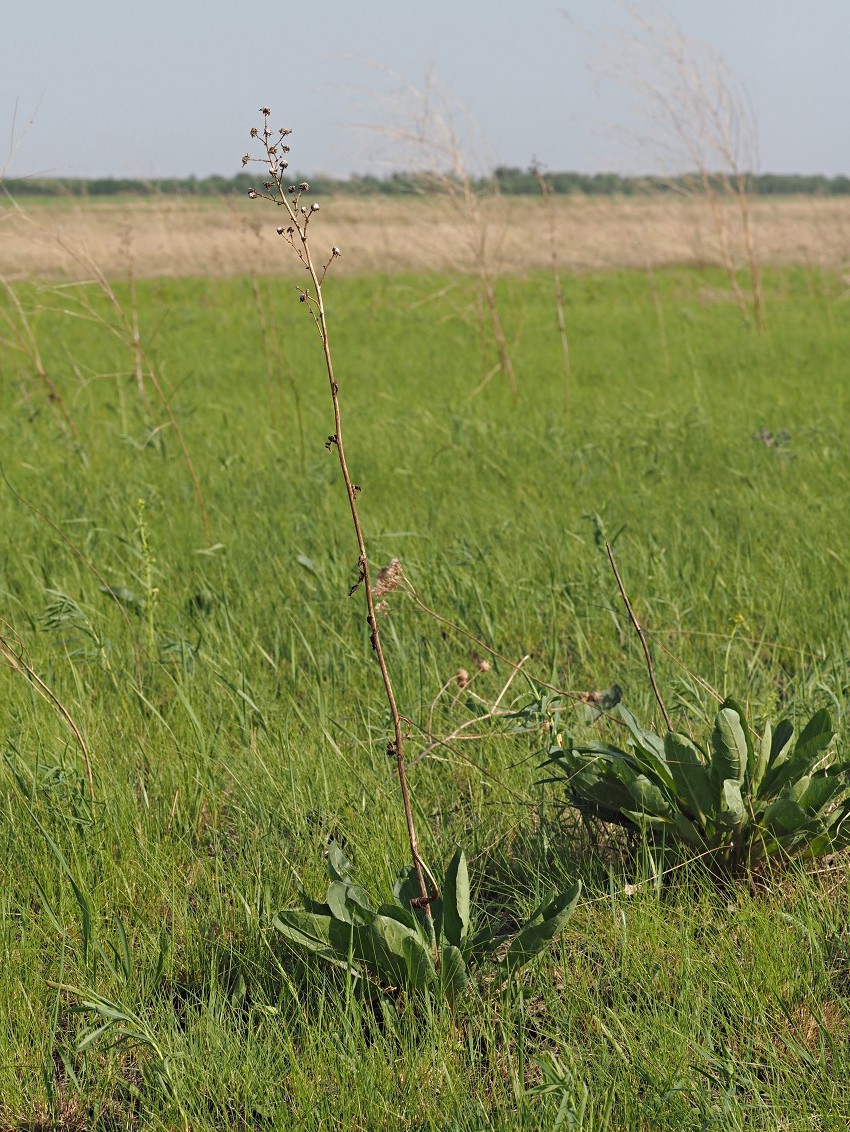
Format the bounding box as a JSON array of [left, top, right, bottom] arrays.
[[244, 110, 437, 951]]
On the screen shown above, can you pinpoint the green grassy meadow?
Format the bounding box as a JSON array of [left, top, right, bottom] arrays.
[[1, 262, 850, 1129]]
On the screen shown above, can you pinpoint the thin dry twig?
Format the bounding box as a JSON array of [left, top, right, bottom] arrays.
[[605, 541, 672, 731], [0, 621, 95, 816]]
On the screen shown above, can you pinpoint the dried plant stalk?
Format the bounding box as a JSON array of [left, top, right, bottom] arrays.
[[244, 110, 437, 948]]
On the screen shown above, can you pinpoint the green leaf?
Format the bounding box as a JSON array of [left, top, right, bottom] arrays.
[[751, 719, 772, 794], [762, 709, 834, 798], [326, 880, 374, 925], [627, 774, 674, 818], [273, 910, 337, 957], [439, 944, 469, 1000], [721, 697, 755, 779], [717, 779, 745, 829], [501, 880, 581, 976], [711, 707, 748, 787], [618, 706, 674, 790], [672, 811, 704, 846], [442, 848, 470, 947], [665, 732, 714, 824], [769, 719, 795, 769], [327, 842, 355, 883], [762, 797, 810, 837], [333, 915, 434, 990]]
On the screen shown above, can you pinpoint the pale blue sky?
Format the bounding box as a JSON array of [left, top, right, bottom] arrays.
[[3, 1, 848, 179]]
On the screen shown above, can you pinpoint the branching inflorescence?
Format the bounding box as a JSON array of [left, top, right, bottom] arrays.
[[243, 109, 438, 953]]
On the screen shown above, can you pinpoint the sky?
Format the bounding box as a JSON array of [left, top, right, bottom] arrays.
[[3, 1, 849, 181]]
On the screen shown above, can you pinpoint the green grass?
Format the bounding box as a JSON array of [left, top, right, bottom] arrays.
[[1, 265, 850, 1129]]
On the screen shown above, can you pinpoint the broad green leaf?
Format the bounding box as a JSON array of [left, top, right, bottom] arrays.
[[376, 903, 422, 934], [621, 809, 675, 831], [711, 708, 747, 787], [327, 842, 355, 883], [273, 910, 337, 956], [722, 697, 755, 780], [762, 709, 834, 798], [442, 848, 470, 947], [618, 706, 674, 790], [751, 719, 772, 794], [501, 880, 581, 975], [798, 772, 850, 816], [326, 880, 374, 925], [762, 797, 810, 837], [665, 732, 714, 824], [673, 811, 704, 846], [717, 779, 745, 829], [769, 719, 795, 768], [439, 944, 469, 1000], [627, 774, 675, 818]]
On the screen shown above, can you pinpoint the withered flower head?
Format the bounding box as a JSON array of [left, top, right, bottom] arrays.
[[455, 669, 471, 690], [259, 106, 271, 115], [373, 558, 404, 599], [299, 181, 310, 192], [247, 188, 258, 199]]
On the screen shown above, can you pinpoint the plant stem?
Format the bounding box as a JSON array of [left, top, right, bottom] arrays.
[[252, 116, 437, 955], [605, 542, 672, 732]]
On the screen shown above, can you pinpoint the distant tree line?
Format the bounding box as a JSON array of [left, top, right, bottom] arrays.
[[3, 168, 849, 198]]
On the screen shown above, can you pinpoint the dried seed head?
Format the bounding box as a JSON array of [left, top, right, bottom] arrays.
[[310, 202, 319, 212], [241, 154, 250, 166], [299, 181, 310, 191], [476, 658, 491, 673], [332, 246, 341, 257], [247, 188, 258, 199], [250, 127, 258, 138], [276, 226, 285, 236], [268, 145, 277, 155], [456, 669, 471, 690], [279, 127, 292, 136], [375, 600, 390, 617], [373, 558, 404, 599], [299, 291, 308, 303], [259, 106, 271, 115], [281, 145, 290, 153], [287, 185, 296, 194]]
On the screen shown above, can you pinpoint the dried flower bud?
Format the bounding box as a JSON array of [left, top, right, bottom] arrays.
[[279, 127, 292, 136], [286, 226, 295, 235], [301, 206, 307, 215], [287, 185, 296, 194], [263, 181, 273, 189], [299, 291, 308, 303], [268, 145, 277, 155], [259, 106, 271, 115], [281, 145, 290, 153], [310, 202, 319, 212], [332, 246, 341, 257], [250, 127, 258, 138], [241, 154, 250, 166], [280, 161, 288, 170], [373, 558, 404, 599], [276, 226, 285, 235], [247, 189, 258, 199], [299, 182, 310, 192]]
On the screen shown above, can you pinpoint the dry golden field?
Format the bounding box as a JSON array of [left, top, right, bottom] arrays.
[[2, 191, 849, 281]]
